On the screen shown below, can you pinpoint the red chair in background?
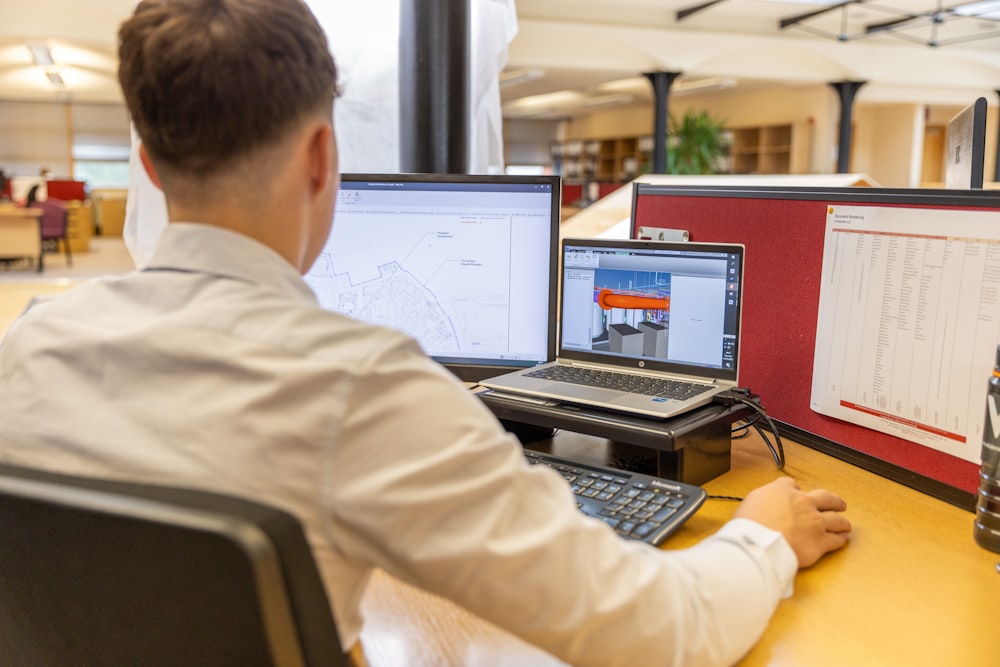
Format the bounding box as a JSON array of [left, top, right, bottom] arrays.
[[30, 199, 72, 272], [45, 179, 86, 202]]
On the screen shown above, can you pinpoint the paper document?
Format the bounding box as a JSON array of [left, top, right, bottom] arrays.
[[811, 204, 1000, 463]]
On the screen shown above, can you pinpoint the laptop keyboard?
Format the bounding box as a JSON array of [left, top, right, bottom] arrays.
[[524, 365, 709, 400], [524, 449, 706, 546]]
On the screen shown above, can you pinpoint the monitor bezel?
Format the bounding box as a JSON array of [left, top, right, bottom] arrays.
[[945, 97, 987, 190], [333, 172, 561, 382]]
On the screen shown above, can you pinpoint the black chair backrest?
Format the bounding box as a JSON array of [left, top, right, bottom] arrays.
[[0, 463, 347, 667]]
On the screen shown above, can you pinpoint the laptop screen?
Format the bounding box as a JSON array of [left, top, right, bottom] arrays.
[[304, 173, 560, 381], [559, 238, 743, 381]]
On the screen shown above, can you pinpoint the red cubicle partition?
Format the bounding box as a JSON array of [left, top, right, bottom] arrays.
[[46, 179, 86, 201], [631, 184, 1000, 507], [562, 183, 583, 207]]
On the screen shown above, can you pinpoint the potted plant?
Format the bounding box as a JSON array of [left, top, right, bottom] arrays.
[[667, 109, 730, 175]]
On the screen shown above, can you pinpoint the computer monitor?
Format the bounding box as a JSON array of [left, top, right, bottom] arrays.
[[305, 173, 560, 381], [945, 97, 987, 189]]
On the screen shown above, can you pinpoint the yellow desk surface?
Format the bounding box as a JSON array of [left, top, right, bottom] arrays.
[[357, 430, 1000, 667]]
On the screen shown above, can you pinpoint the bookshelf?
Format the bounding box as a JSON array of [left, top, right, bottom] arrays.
[[551, 135, 654, 184], [728, 123, 797, 175], [552, 122, 804, 184]]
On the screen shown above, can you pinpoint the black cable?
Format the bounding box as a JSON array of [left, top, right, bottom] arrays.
[[731, 413, 763, 439], [738, 397, 785, 469], [715, 389, 785, 469]]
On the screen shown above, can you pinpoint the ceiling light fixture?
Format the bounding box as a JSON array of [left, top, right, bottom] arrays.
[[27, 43, 54, 66], [596, 76, 738, 96], [952, 0, 1000, 18], [581, 93, 633, 109], [503, 89, 583, 111], [499, 67, 545, 88], [674, 76, 737, 93], [45, 70, 65, 88], [596, 77, 648, 94]]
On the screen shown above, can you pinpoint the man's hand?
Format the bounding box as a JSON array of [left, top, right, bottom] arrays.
[[735, 476, 851, 568]]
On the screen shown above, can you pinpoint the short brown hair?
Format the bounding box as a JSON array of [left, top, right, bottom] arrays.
[[118, 0, 337, 178]]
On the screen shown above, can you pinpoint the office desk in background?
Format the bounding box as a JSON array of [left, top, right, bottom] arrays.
[[357, 430, 1000, 667], [0, 206, 41, 268], [0, 201, 94, 261]]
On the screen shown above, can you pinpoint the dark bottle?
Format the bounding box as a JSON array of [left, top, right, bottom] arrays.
[[974, 346, 1000, 553]]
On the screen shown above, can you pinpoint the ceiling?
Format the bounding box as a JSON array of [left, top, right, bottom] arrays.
[[516, 0, 1000, 43], [1, 0, 998, 120], [0, 0, 134, 104], [504, 0, 1000, 118]]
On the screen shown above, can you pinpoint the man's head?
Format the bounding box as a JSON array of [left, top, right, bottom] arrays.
[[119, 0, 337, 181], [118, 0, 340, 271]]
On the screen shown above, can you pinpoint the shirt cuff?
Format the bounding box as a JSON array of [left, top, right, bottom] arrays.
[[716, 517, 798, 599]]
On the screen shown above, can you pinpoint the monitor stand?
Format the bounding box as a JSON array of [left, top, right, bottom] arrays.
[[479, 390, 753, 486]]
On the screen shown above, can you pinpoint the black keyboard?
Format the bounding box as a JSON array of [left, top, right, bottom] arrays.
[[523, 365, 709, 400], [523, 449, 707, 546]]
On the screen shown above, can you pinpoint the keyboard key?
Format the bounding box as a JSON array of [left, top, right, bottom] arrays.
[[618, 521, 637, 535], [652, 506, 678, 523], [632, 522, 657, 538]]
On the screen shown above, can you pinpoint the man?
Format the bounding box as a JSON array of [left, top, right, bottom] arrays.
[[0, 1, 851, 665]]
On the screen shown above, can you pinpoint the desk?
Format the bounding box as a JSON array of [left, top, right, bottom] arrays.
[[357, 430, 1000, 666], [0, 207, 42, 268]]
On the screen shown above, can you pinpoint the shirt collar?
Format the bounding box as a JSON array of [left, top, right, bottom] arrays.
[[144, 223, 318, 304]]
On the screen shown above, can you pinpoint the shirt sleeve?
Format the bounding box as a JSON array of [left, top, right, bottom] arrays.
[[327, 336, 797, 667]]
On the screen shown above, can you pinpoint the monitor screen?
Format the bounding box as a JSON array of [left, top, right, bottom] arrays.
[[305, 173, 560, 381], [559, 238, 742, 381]]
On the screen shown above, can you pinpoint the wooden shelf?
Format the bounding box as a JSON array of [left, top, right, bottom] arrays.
[[551, 135, 652, 184], [728, 123, 797, 175], [552, 122, 804, 183]]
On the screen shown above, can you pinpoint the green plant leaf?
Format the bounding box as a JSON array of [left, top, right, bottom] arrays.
[[666, 109, 730, 175]]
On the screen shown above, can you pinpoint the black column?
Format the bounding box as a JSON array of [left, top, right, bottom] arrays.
[[994, 89, 1000, 183], [399, 0, 469, 173], [828, 81, 866, 174], [643, 71, 682, 174]]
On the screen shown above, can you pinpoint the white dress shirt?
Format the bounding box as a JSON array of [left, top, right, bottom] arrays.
[[0, 223, 796, 667]]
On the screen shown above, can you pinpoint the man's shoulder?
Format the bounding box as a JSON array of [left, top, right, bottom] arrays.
[[277, 303, 421, 360]]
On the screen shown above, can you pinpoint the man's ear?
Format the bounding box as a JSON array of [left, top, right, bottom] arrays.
[[307, 123, 334, 196], [138, 143, 163, 190]]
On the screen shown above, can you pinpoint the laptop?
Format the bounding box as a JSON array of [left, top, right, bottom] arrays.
[[480, 238, 744, 419]]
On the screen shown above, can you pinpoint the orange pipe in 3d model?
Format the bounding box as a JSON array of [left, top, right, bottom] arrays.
[[596, 288, 670, 311]]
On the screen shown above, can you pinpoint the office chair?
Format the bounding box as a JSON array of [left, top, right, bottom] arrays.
[[30, 198, 72, 271], [0, 462, 349, 667]]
